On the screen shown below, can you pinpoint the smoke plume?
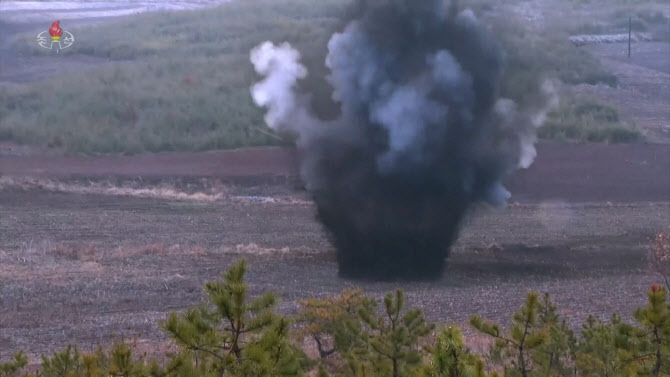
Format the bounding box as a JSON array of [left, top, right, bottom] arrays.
[[251, 0, 550, 280]]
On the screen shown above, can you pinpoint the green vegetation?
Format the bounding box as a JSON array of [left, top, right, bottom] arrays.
[[0, 0, 645, 153], [0, 352, 27, 377], [342, 289, 434, 376], [3, 259, 667, 377], [540, 97, 643, 143], [161, 259, 307, 376], [489, 14, 618, 110], [416, 326, 492, 377], [1, 0, 349, 154]]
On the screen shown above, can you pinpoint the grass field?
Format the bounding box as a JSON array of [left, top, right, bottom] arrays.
[[0, 0, 653, 154], [1, 0, 350, 153]]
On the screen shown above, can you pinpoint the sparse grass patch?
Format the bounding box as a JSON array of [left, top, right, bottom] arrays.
[[0, 176, 225, 201], [539, 97, 643, 143], [46, 242, 207, 261], [50, 243, 98, 260]]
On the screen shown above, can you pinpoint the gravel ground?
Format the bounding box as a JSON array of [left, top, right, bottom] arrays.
[[0, 183, 668, 359]]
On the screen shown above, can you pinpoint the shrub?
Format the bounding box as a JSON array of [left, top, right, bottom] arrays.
[[416, 326, 498, 377], [539, 97, 643, 143]]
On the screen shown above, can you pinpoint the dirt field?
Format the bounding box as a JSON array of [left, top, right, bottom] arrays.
[[1, 143, 669, 359], [2, 142, 669, 202], [1, 0, 669, 364]]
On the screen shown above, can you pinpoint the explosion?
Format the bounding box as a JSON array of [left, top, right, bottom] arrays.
[[250, 0, 552, 280]]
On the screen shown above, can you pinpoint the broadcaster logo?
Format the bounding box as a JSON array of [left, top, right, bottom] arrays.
[[37, 20, 74, 53]]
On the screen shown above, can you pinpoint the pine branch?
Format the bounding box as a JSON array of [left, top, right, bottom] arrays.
[[189, 345, 224, 361]]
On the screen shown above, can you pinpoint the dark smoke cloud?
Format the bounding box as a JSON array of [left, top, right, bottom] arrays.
[[250, 0, 554, 280]]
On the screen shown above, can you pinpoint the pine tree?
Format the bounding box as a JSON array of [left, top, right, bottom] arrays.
[[470, 292, 548, 377], [296, 289, 373, 359], [576, 313, 646, 377], [0, 352, 27, 377], [161, 259, 304, 377], [107, 342, 154, 377], [416, 326, 497, 377], [352, 289, 435, 377], [420, 326, 470, 377], [531, 293, 577, 377], [23, 341, 158, 377], [39, 345, 85, 377], [633, 285, 670, 377], [9, 259, 670, 377]]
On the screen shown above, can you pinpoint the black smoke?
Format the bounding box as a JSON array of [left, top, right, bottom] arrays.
[[250, 0, 551, 280]]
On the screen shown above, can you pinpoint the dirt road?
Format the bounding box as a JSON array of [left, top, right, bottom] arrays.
[[2, 142, 669, 203]]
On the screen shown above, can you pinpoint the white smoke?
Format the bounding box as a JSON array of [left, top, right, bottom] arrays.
[[520, 80, 559, 169], [250, 41, 313, 138]]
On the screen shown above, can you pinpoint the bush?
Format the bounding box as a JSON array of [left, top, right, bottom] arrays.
[[539, 97, 643, 143], [416, 326, 496, 377], [2, 259, 668, 376]]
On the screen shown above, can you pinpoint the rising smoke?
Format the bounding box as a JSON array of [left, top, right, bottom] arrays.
[[250, 0, 553, 280]]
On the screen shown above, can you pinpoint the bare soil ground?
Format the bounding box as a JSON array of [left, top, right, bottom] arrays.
[[1, 143, 669, 360], [2, 142, 669, 202]]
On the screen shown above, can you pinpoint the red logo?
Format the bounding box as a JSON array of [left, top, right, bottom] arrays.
[[49, 20, 63, 41], [37, 21, 74, 52]]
